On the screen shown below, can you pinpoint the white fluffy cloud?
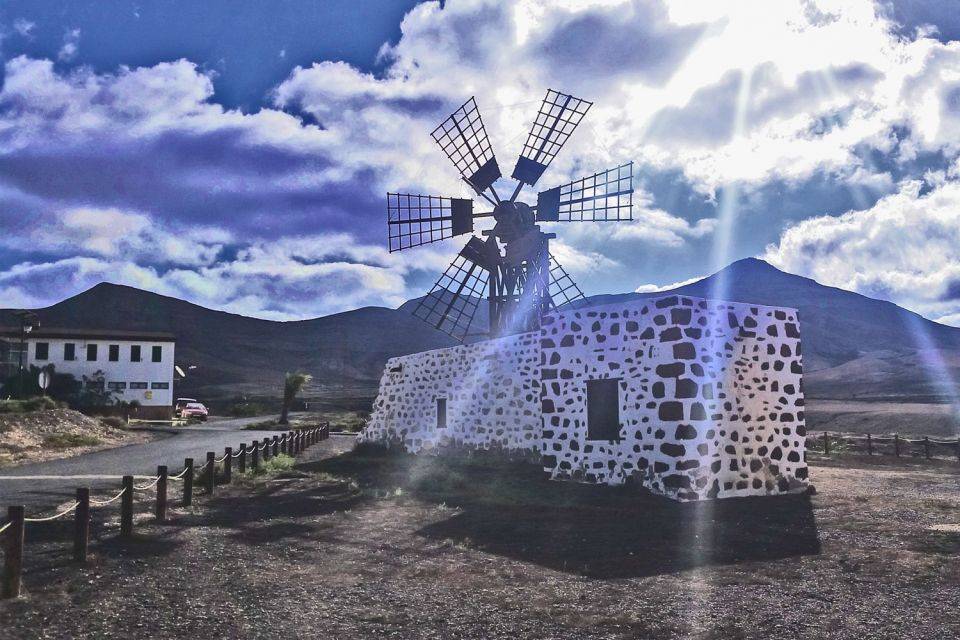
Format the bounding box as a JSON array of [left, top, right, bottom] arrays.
[[2, 0, 960, 320], [764, 176, 960, 325]]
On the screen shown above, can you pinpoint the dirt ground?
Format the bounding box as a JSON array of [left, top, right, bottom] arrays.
[[805, 399, 960, 438], [1, 440, 959, 640], [0, 409, 154, 468]]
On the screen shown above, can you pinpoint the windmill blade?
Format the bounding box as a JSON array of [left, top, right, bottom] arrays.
[[387, 192, 474, 252], [512, 89, 593, 187], [548, 253, 586, 309], [413, 236, 499, 341], [536, 162, 633, 222], [431, 97, 502, 196]]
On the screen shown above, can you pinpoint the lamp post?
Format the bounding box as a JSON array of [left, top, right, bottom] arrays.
[[11, 310, 37, 399]]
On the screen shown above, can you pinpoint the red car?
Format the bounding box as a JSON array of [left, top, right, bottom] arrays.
[[180, 402, 208, 422]]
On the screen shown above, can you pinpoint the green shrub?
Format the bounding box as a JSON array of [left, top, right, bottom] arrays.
[[0, 396, 64, 413], [43, 433, 102, 449], [241, 454, 296, 479], [228, 401, 269, 417]]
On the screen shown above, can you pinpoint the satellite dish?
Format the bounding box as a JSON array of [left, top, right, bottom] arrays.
[[38, 370, 50, 390], [389, 90, 635, 342]]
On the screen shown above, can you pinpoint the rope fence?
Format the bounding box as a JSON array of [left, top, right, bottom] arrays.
[[809, 430, 960, 461], [88, 488, 127, 507], [0, 422, 330, 599]]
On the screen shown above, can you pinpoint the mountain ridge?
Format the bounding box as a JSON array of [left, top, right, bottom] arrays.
[[3, 258, 958, 403]]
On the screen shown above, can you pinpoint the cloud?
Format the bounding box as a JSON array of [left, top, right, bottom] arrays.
[[763, 176, 960, 326], [635, 274, 704, 293], [12, 19, 35, 39], [3, 0, 960, 320], [57, 28, 81, 62]]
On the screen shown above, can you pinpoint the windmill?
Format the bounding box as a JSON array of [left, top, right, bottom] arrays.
[[388, 89, 634, 342]]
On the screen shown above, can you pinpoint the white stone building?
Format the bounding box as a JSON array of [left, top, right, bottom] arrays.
[[0, 327, 176, 419], [361, 295, 808, 501]]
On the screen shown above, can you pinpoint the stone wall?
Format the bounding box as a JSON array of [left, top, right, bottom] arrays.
[[539, 295, 807, 500], [360, 332, 541, 454], [361, 295, 808, 501]]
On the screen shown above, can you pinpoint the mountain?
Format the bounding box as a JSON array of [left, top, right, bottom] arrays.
[[0, 283, 456, 403], [3, 258, 959, 404], [584, 258, 960, 400]]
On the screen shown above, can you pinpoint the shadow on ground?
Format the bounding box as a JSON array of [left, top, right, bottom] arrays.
[[309, 446, 822, 579]]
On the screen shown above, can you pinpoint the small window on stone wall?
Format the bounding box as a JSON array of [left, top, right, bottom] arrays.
[[436, 397, 447, 429], [587, 378, 621, 441]]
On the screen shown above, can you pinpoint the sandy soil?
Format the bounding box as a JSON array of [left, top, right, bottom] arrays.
[[1, 443, 958, 640], [805, 399, 959, 437], [0, 409, 154, 468]]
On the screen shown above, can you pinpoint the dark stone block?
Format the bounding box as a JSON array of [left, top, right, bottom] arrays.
[[658, 401, 683, 421], [660, 327, 682, 342], [542, 454, 557, 468], [652, 381, 665, 398], [676, 459, 699, 471], [673, 342, 696, 359], [749, 459, 763, 473], [661, 442, 685, 457], [785, 322, 800, 338], [656, 362, 685, 378], [676, 378, 698, 398], [654, 461, 669, 473], [675, 423, 697, 439], [671, 308, 692, 325], [787, 450, 801, 462], [656, 296, 679, 308], [689, 402, 707, 420], [663, 474, 691, 489], [639, 327, 655, 339]]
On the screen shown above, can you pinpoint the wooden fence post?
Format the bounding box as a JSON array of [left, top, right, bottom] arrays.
[[866, 433, 873, 456], [894, 434, 900, 458], [74, 488, 90, 562], [224, 447, 233, 484], [183, 458, 194, 506], [238, 443, 247, 474], [281, 434, 288, 456], [823, 432, 830, 456], [252, 442, 260, 470], [272, 436, 279, 457], [262, 438, 270, 461], [924, 437, 931, 459], [120, 475, 134, 538], [205, 452, 216, 495], [156, 465, 168, 522], [2, 505, 25, 599]]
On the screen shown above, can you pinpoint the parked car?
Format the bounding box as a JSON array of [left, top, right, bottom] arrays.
[[175, 397, 198, 418], [181, 402, 208, 422]]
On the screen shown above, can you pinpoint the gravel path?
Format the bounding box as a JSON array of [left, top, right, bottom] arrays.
[[0, 447, 958, 639]]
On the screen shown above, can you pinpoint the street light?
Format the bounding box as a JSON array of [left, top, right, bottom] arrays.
[[11, 310, 38, 399]]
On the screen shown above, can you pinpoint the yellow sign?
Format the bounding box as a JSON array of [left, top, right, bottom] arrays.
[[145, 390, 153, 400]]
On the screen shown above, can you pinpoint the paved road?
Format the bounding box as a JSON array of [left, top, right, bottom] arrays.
[[0, 415, 298, 510]]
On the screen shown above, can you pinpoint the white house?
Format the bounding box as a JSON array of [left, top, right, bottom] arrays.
[[361, 295, 808, 502], [0, 327, 177, 419]]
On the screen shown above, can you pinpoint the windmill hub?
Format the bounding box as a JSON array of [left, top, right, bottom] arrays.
[[491, 200, 537, 241], [387, 89, 635, 342]]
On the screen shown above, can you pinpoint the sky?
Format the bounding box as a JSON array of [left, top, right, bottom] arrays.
[[0, 1, 959, 326]]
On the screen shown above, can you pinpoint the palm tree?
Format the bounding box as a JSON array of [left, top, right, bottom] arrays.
[[278, 372, 312, 425]]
